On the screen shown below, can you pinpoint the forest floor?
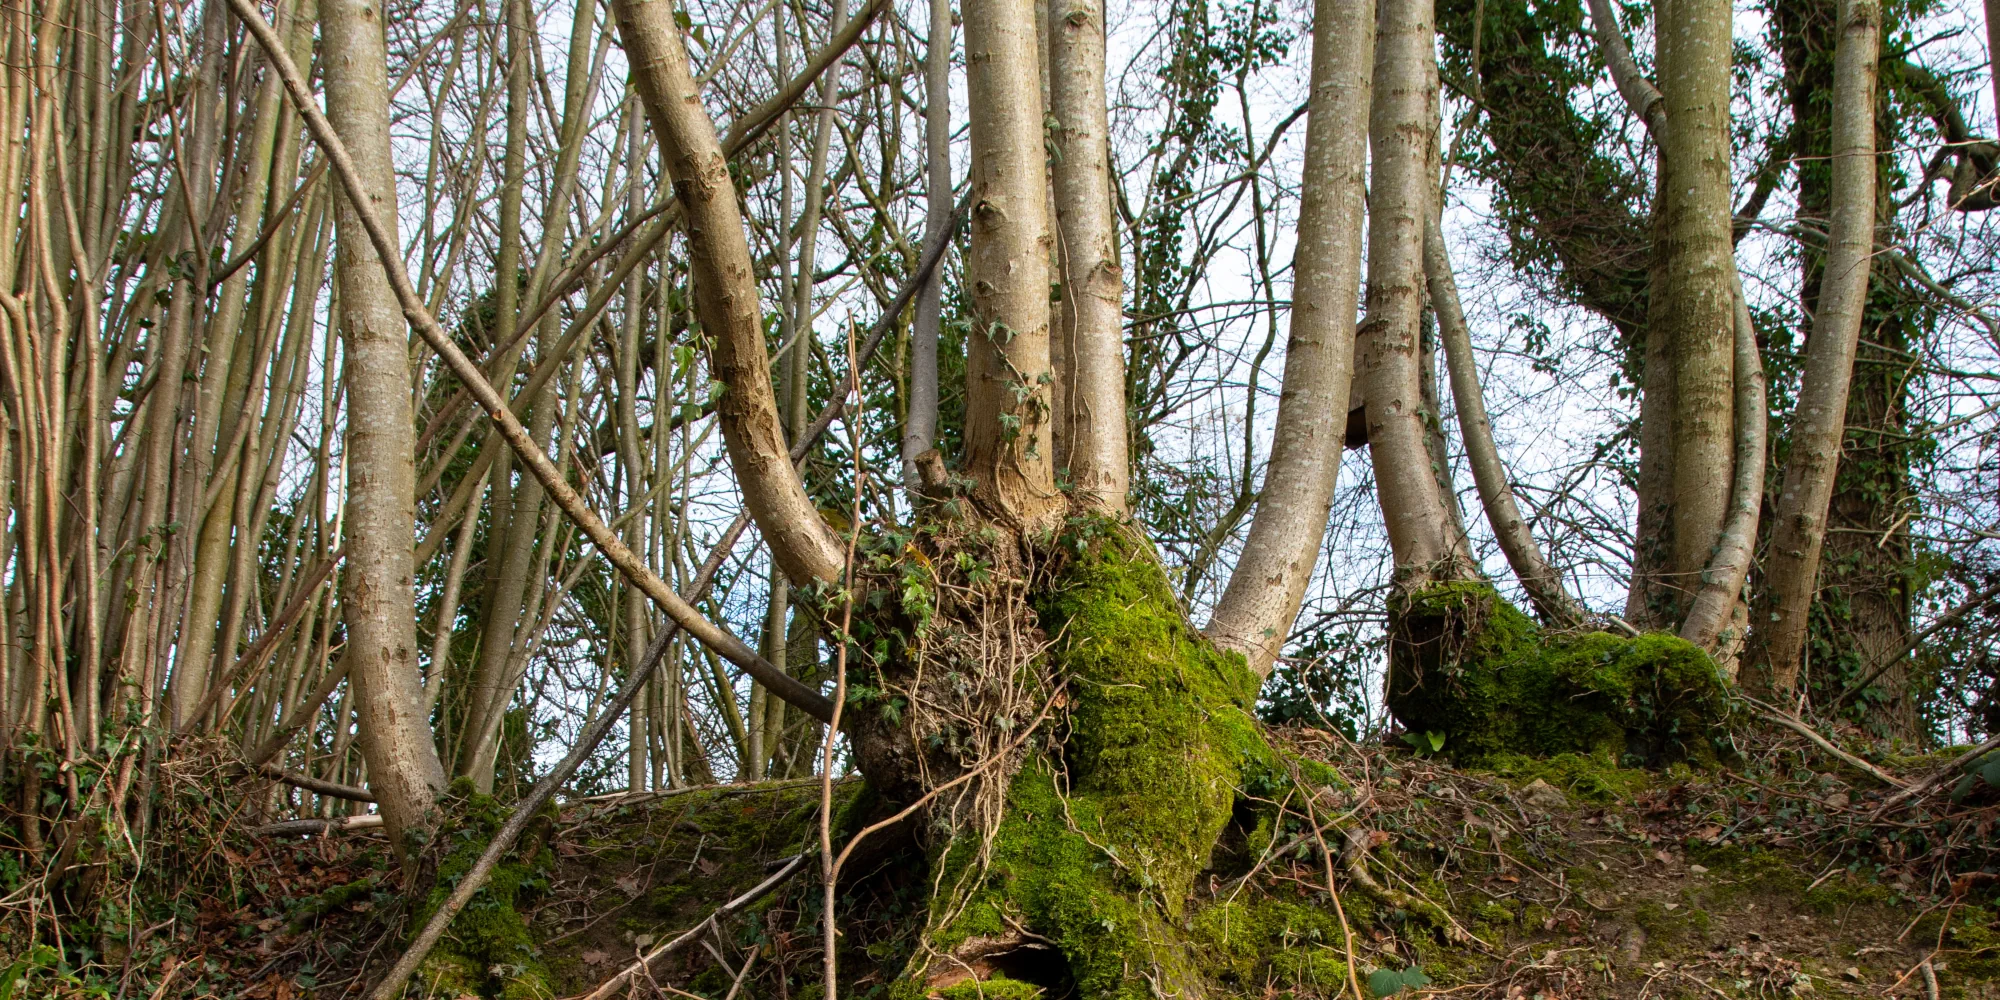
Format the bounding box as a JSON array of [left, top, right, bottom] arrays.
[[8, 723, 1998, 1000]]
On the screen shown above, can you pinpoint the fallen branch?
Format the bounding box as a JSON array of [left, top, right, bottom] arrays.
[[1739, 695, 1908, 789], [1876, 733, 2000, 813], [250, 815, 384, 837], [258, 764, 376, 803]]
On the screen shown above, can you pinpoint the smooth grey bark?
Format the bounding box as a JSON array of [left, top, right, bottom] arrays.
[[619, 98, 652, 792], [1358, 0, 1473, 583], [1205, 0, 1374, 677], [1680, 276, 1767, 660], [1752, 0, 1881, 696], [961, 0, 1061, 526], [1655, 0, 1737, 610], [1047, 0, 1129, 512], [1424, 215, 1582, 626], [904, 0, 953, 489], [317, 0, 448, 848]]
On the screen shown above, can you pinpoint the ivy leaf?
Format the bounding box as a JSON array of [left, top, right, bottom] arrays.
[[1979, 758, 2000, 789]]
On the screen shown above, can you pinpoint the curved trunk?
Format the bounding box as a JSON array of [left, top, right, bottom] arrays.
[[1750, 0, 1881, 698], [611, 0, 847, 585], [1358, 0, 1473, 584], [1678, 276, 1767, 663], [1205, 0, 1373, 677], [1424, 215, 1582, 627]]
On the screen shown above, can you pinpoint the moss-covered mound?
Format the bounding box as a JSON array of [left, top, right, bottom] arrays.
[[920, 530, 1299, 999], [412, 780, 558, 1000], [1384, 582, 1731, 765]]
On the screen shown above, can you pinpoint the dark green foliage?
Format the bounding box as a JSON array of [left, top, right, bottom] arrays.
[[1385, 583, 1731, 765]]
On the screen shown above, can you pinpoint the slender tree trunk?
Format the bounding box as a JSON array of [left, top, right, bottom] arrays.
[[1425, 214, 1582, 626], [1750, 0, 1881, 697], [1359, 0, 1471, 583], [319, 0, 447, 849], [1678, 276, 1766, 662], [1654, 0, 1736, 615], [1047, 0, 1127, 512], [960, 0, 1060, 527], [612, 0, 847, 584], [1204, 0, 1373, 677], [904, 0, 952, 488], [618, 97, 652, 792]]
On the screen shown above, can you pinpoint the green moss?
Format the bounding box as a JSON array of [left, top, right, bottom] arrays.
[[934, 977, 1045, 1000], [1631, 899, 1710, 952], [1801, 875, 1894, 915], [928, 530, 1281, 999], [286, 874, 382, 929], [1385, 583, 1730, 765], [1187, 897, 1352, 990], [1484, 751, 1654, 803], [413, 781, 556, 1000]]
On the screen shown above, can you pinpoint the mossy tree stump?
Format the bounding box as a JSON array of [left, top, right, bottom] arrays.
[[1383, 582, 1732, 765], [888, 531, 1346, 1000]]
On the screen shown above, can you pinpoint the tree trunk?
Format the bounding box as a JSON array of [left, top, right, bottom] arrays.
[[961, 0, 1061, 527], [1750, 0, 1881, 699], [319, 0, 448, 849], [904, 0, 953, 489], [1653, 0, 1736, 618], [1677, 276, 1766, 664], [1047, 0, 1128, 513], [1205, 0, 1373, 677], [1359, 0, 1471, 583], [611, 0, 847, 586], [1425, 215, 1582, 626]]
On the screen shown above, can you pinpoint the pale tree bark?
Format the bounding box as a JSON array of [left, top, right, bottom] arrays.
[[904, 0, 953, 488], [1047, 0, 1127, 512], [1751, 0, 1881, 697], [1591, 0, 1681, 628], [1204, 0, 1374, 677], [611, 0, 847, 584], [1680, 275, 1766, 661], [1425, 214, 1582, 626], [618, 98, 652, 792], [960, 0, 1061, 526], [1654, 0, 1736, 614], [317, 0, 448, 848], [1359, 0, 1472, 584]]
